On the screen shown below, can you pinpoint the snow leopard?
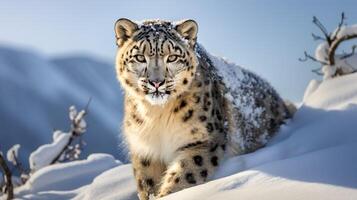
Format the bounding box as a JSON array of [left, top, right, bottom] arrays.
[[114, 18, 294, 200]]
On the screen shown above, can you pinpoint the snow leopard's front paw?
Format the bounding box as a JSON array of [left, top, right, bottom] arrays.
[[131, 154, 166, 200], [157, 142, 225, 198]]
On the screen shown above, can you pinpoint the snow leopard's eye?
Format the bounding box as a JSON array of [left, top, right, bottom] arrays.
[[134, 55, 146, 63], [166, 55, 179, 63]]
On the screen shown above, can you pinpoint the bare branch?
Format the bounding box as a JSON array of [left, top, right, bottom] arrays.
[[305, 13, 357, 78], [299, 51, 329, 65], [331, 12, 346, 41], [340, 45, 357, 59], [311, 33, 326, 41], [312, 68, 324, 76], [84, 97, 92, 115], [0, 153, 13, 200], [313, 16, 331, 44], [342, 60, 357, 75], [328, 34, 357, 65], [61, 136, 86, 162], [10, 151, 28, 184], [50, 99, 90, 165], [50, 132, 73, 165]]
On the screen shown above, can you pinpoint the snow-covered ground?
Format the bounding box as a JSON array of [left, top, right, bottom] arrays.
[[7, 68, 357, 200]]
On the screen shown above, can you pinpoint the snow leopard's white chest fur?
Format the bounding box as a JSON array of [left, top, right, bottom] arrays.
[[123, 97, 209, 164]]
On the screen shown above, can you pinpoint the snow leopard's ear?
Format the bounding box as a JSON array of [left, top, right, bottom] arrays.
[[115, 18, 138, 47], [175, 19, 198, 46]]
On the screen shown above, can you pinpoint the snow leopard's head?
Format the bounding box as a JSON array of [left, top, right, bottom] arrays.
[[114, 19, 199, 105]]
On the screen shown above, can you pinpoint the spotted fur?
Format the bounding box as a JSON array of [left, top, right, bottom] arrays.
[[114, 18, 293, 200]]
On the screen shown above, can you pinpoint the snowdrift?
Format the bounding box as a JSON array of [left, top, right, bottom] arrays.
[[8, 71, 357, 200]]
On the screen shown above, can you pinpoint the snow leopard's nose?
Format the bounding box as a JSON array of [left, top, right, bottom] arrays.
[[148, 79, 165, 89]]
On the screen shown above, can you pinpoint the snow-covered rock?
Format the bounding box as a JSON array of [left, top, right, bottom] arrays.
[[10, 68, 357, 200]]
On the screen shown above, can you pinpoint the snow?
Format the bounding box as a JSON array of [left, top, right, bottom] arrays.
[[303, 72, 357, 110], [315, 42, 329, 63], [15, 154, 121, 199], [8, 65, 357, 200], [335, 24, 357, 39], [73, 165, 136, 200], [209, 53, 266, 129], [69, 106, 87, 134], [29, 131, 71, 171], [302, 79, 320, 102], [321, 56, 357, 80], [6, 144, 20, 165]]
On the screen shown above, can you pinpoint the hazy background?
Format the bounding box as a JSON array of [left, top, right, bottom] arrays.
[[1, 0, 357, 164]]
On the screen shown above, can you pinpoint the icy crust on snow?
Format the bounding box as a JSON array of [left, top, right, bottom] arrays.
[[195, 45, 284, 153]]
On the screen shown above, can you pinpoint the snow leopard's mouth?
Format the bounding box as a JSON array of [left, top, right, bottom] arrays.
[[145, 91, 169, 105], [150, 92, 164, 100], [150, 90, 170, 97]]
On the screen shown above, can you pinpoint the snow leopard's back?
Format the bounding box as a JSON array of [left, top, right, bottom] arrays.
[[195, 45, 293, 155]]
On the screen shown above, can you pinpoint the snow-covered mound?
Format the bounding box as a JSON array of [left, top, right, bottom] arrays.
[[15, 154, 121, 200], [9, 72, 357, 200], [0, 45, 126, 164]]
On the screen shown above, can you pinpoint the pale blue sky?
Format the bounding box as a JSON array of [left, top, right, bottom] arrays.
[[1, 0, 357, 102]]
